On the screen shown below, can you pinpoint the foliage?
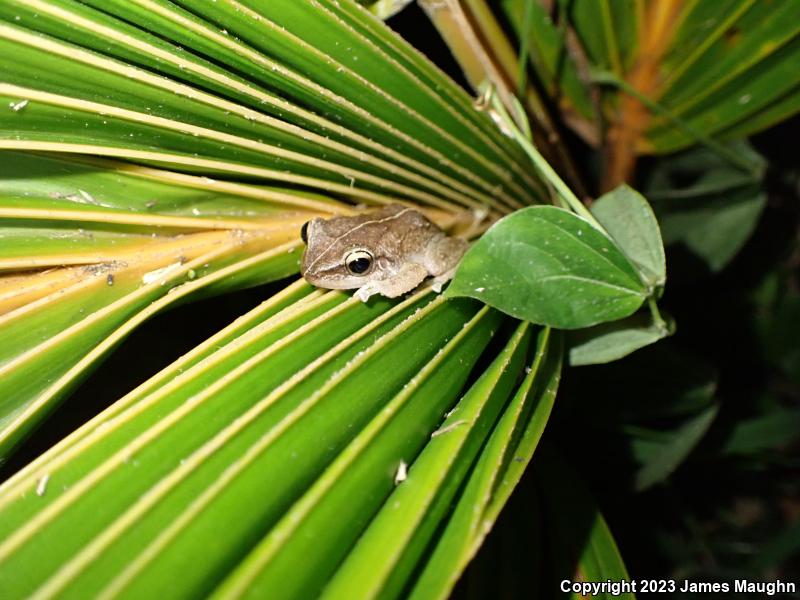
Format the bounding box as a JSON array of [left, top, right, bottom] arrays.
[[449, 204, 649, 328], [501, 0, 799, 185], [0, 0, 798, 598]]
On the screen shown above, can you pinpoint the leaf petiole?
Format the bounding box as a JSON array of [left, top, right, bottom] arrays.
[[482, 85, 605, 231], [647, 295, 668, 333]]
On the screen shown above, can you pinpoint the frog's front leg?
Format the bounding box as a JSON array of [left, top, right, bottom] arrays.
[[354, 263, 428, 302], [426, 235, 468, 293], [431, 267, 457, 293]]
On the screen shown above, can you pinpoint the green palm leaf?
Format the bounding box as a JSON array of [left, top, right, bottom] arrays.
[[0, 0, 550, 455], [0, 286, 559, 598], [503, 0, 799, 151], [0, 1, 637, 597], [0, 151, 327, 458]]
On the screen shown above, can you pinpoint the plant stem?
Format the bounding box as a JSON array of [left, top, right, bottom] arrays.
[[487, 90, 605, 230], [648, 295, 668, 333]]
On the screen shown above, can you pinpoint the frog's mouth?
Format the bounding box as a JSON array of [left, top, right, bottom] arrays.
[[299, 266, 373, 291]]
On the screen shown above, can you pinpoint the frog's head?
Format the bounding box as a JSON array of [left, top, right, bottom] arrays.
[[299, 206, 411, 290]]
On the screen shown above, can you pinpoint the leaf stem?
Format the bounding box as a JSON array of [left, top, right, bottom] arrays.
[[486, 88, 605, 231], [647, 295, 668, 333], [484, 85, 672, 339]]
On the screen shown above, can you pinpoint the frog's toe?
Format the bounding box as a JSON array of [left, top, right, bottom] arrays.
[[431, 268, 457, 293], [355, 285, 377, 302]]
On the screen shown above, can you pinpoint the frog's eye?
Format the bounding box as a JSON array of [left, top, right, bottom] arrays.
[[345, 250, 373, 275], [300, 221, 310, 244]]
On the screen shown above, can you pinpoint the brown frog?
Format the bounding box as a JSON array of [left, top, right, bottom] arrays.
[[300, 204, 467, 302]]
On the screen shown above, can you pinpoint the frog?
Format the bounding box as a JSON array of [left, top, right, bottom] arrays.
[[299, 204, 468, 302]]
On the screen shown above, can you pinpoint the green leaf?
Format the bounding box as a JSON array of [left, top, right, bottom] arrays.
[[537, 448, 635, 600], [503, 0, 800, 154], [754, 283, 800, 385], [563, 0, 639, 77], [632, 404, 719, 491], [591, 185, 666, 290], [0, 288, 481, 598], [568, 311, 674, 366], [447, 206, 648, 329], [661, 188, 766, 272], [0, 0, 538, 211], [723, 408, 800, 455], [0, 273, 562, 599], [747, 520, 800, 573], [650, 1, 800, 151], [406, 328, 562, 600], [321, 322, 534, 600], [647, 144, 767, 271], [0, 150, 325, 460], [501, 0, 596, 121], [567, 343, 718, 425], [0, 0, 552, 460], [208, 305, 505, 599]]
